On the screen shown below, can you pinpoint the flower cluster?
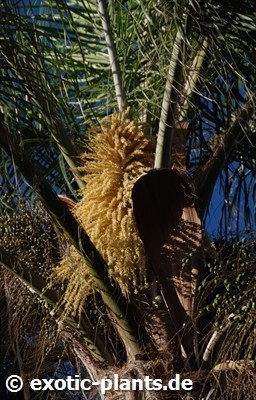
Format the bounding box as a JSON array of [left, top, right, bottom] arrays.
[[58, 111, 155, 312]]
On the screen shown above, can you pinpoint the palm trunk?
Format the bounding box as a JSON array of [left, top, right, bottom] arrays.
[[133, 169, 202, 366]]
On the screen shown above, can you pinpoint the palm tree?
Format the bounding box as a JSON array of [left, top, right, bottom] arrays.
[[0, 0, 255, 399]]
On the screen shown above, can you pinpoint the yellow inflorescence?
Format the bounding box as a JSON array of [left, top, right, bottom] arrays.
[[77, 111, 155, 296], [55, 110, 155, 317], [52, 246, 94, 319]]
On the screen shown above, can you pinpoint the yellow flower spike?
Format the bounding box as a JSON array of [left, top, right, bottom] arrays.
[[76, 110, 155, 297], [52, 110, 155, 318]]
